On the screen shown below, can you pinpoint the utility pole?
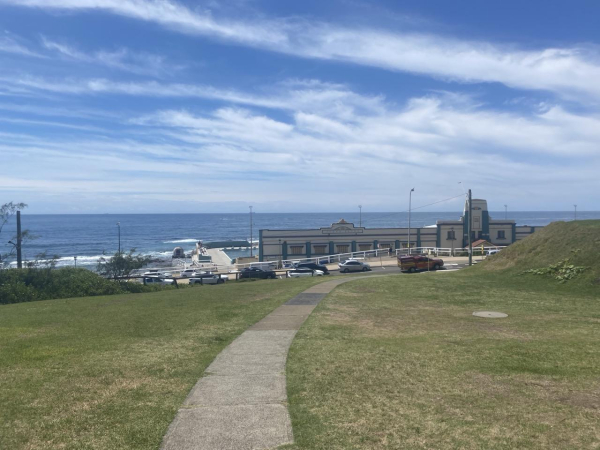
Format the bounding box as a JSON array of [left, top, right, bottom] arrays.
[[16, 211, 22, 269], [249, 206, 253, 257], [408, 188, 414, 255], [504, 204, 507, 220], [117, 222, 121, 254], [468, 189, 473, 266], [359, 205, 362, 227], [574, 204, 577, 221], [451, 226, 455, 257]]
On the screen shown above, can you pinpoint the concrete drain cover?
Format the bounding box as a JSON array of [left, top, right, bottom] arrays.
[[473, 311, 508, 318]]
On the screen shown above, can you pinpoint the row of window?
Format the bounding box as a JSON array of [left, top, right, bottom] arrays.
[[288, 242, 408, 255], [446, 230, 507, 240]]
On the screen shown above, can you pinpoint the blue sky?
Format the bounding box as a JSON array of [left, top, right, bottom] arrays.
[[0, 0, 599, 213]]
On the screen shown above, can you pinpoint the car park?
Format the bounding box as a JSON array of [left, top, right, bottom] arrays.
[[398, 255, 444, 272], [189, 274, 226, 285], [338, 260, 371, 273], [295, 262, 330, 274], [143, 277, 177, 286], [239, 267, 278, 279], [287, 268, 324, 278]]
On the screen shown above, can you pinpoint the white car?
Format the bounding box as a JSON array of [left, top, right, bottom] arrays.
[[189, 274, 226, 285], [180, 269, 206, 278], [143, 270, 172, 278], [338, 260, 371, 273], [287, 268, 324, 278], [143, 277, 176, 286]]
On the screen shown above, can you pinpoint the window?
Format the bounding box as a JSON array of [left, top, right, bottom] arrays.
[[379, 243, 391, 249], [336, 245, 349, 253], [447, 230, 456, 240], [497, 230, 506, 239], [313, 245, 327, 254], [290, 246, 303, 255], [359, 244, 371, 251]]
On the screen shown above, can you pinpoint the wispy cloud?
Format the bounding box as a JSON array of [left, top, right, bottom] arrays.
[[40, 36, 177, 76], [3, 0, 600, 101], [0, 32, 43, 57]]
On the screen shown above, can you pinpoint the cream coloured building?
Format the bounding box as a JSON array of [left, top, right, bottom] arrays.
[[259, 199, 540, 262]]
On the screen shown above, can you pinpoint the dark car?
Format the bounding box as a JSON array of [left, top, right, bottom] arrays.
[[296, 262, 330, 275], [239, 267, 278, 279], [398, 255, 444, 273]]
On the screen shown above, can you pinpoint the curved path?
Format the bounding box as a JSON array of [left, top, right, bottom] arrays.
[[161, 276, 379, 450]]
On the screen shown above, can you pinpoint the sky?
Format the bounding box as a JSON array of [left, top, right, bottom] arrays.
[[0, 0, 599, 214]]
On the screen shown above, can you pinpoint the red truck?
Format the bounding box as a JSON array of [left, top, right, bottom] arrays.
[[398, 255, 444, 273]]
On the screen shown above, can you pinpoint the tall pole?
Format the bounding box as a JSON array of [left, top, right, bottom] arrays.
[[359, 205, 362, 227], [116, 222, 121, 253], [504, 204, 507, 220], [574, 204, 577, 221], [249, 206, 253, 257], [408, 188, 414, 255], [468, 189, 473, 266], [451, 226, 455, 257], [16, 210, 22, 269]]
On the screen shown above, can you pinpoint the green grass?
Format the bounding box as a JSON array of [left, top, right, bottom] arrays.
[[284, 270, 600, 449], [0, 277, 326, 450]]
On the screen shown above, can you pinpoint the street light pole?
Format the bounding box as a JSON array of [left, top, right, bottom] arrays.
[[249, 206, 253, 257], [408, 188, 414, 255], [359, 205, 362, 227], [468, 189, 473, 266], [117, 222, 121, 254], [278, 238, 282, 269], [74, 256, 77, 268], [504, 204, 507, 220], [451, 226, 455, 257]]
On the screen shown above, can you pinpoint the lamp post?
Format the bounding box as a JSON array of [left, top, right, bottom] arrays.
[[408, 188, 415, 255], [504, 204, 508, 220], [359, 205, 362, 227], [450, 226, 455, 257], [74, 256, 77, 268], [574, 204, 577, 221], [117, 222, 121, 254], [249, 206, 253, 257]]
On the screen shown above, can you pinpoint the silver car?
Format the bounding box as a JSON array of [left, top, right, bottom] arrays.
[[338, 260, 371, 273]]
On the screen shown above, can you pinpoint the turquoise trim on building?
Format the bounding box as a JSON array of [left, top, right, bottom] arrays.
[[259, 229, 263, 261], [373, 239, 378, 250], [417, 229, 422, 248], [351, 241, 357, 252], [329, 241, 334, 255], [435, 226, 441, 248], [482, 211, 490, 240], [511, 223, 516, 243], [282, 241, 288, 260], [395, 240, 400, 250], [305, 241, 311, 258]]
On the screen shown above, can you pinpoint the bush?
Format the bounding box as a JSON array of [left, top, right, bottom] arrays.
[[0, 267, 172, 304]]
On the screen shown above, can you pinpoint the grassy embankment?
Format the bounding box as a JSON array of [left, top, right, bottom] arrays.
[[285, 220, 600, 449], [0, 277, 326, 450]]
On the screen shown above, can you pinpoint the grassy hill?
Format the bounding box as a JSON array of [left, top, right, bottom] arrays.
[[480, 220, 600, 285]]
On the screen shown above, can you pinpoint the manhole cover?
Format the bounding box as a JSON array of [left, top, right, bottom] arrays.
[[473, 311, 508, 318]]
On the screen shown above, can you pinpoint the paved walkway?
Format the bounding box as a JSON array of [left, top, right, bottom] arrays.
[[160, 277, 372, 450]]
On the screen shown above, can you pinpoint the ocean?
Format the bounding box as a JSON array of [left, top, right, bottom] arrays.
[[1, 211, 598, 269]]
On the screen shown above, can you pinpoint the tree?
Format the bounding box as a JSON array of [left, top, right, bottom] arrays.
[[96, 249, 153, 280], [0, 202, 31, 269]]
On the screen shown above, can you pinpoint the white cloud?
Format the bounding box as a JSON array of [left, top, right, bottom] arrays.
[[0, 33, 43, 57], [40, 36, 177, 76], [3, 0, 600, 101]]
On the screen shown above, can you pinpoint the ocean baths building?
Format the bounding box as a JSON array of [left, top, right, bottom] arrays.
[[258, 199, 541, 262]]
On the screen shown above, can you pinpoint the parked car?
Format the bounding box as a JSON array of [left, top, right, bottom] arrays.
[[180, 269, 205, 278], [296, 262, 330, 274], [338, 260, 371, 273], [142, 270, 172, 278], [143, 277, 177, 286], [485, 249, 501, 256], [398, 255, 444, 273], [287, 268, 324, 278], [189, 274, 225, 285], [239, 267, 278, 279]]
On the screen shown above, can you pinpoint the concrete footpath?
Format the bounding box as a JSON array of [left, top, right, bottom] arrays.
[[160, 277, 373, 450]]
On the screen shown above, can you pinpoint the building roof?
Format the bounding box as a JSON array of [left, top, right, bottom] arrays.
[[472, 239, 494, 247]]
